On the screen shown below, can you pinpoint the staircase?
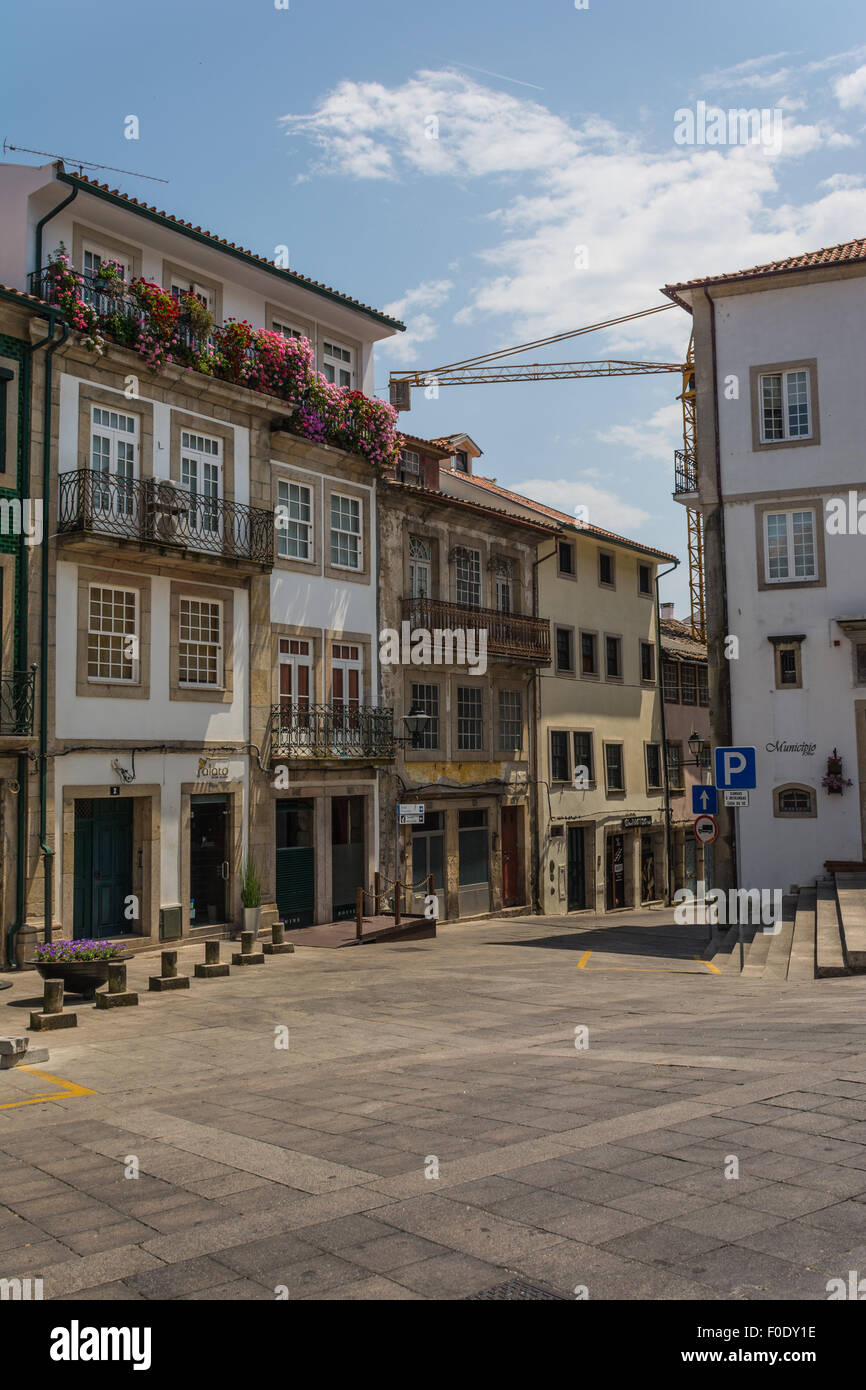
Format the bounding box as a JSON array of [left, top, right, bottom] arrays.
[[701, 872, 866, 981]]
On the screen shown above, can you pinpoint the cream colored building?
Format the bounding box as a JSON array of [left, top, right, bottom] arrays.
[[439, 443, 678, 913]]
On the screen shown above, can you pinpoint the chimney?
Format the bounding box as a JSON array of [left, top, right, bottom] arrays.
[[660, 602, 675, 619]]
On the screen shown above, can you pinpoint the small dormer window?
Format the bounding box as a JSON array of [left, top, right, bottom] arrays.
[[454, 451, 469, 473], [400, 449, 420, 481]]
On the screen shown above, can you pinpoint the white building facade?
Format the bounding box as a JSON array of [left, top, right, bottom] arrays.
[[666, 243, 866, 893]]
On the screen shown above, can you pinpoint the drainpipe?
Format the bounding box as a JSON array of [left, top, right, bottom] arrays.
[[34, 178, 78, 289], [655, 559, 680, 905], [38, 319, 69, 946], [0, 290, 61, 966], [531, 541, 558, 912]]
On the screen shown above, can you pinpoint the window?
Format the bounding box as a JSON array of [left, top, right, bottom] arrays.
[[169, 276, 215, 312], [332, 643, 362, 710], [454, 450, 469, 473], [599, 551, 615, 587], [409, 536, 432, 598], [604, 743, 625, 792], [759, 369, 811, 442], [555, 626, 574, 674], [330, 494, 362, 569], [640, 641, 655, 683], [87, 586, 138, 683], [605, 635, 622, 680], [580, 631, 598, 677], [666, 741, 683, 790], [662, 659, 679, 702], [856, 644, 866, 687], [91, 406, 137, 516], [411, 682, 439, 749], [455, 547, 481, 606], [400, 448, 420, 481], [457, 686, 483, 750], [178, 598, 221, 687], [82, 243, 133, 288], [764, 509, 817, 584], [558, 540, 575, 576], [771, 639, 803, 690], [551, 731, 570, 782], [271, 318, 303, 341], [276, 480, 313, 560], [646, 743, 662, 791], [573, 731, 594, 784], [278, 638, 312, 707], [181, 430, 221, 536], [775, 785, 816, 818], [698, 666, 709, 705], [638, 563, 652, 596], [322, 340, 353, 387], [498, 690, 522, 750], [680, 662, 697, 705], [494, 557, 513, 613]]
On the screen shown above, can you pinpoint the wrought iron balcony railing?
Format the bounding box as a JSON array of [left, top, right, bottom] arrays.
[[57, 470, 274, 567], [401, 596, 551, 663], [674, 449, 699, 495], [0, 666, 36, 736], [270, 703, 394, 760]]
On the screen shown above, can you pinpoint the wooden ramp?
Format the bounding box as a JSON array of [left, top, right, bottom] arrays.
[[281, 914, 435, 949]]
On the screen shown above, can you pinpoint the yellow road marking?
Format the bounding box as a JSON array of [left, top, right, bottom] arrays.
[[576, 950, 592, 969], [0, 1067, 96, 1110]]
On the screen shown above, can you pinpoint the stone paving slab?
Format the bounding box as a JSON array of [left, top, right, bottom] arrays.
[[4, 910, 866, 1299]]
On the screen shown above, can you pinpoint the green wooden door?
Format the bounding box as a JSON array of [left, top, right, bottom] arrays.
[[275, 799, 315, 928], [73, 798, 133, 940]]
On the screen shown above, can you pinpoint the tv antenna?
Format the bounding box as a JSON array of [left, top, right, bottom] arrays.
[[2, 141, 169, 183]]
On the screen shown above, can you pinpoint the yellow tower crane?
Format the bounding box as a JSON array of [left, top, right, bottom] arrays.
[[388, 305, 704, 642]]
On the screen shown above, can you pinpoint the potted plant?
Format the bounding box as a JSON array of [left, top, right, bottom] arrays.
[[241, 859, 262, 935], [179, 292, 214, 339], [94, 259, 124, 292], [822, 748, 853, 795], [34, 939, 134, 1000]]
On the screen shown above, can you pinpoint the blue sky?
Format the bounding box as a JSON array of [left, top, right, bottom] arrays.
[[4, 0, 866, 612]]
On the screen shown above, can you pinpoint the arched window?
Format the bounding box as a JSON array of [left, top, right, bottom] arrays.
[[774, 784, 816, 818]]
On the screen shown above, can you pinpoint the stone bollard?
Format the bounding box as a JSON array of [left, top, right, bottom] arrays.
[[263, 922, 295, 956], [29, 978, 77, 1031], [149, 949, 191, 993], [95, 961, 139, 1010], [232, 929, 264, 967], [0, 1035, 49, 1068], [194, 939, 230, 979]]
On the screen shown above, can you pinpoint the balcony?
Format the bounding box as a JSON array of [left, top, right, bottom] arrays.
[[270, 703, 394, 761], [401, 596, 551, 664], [673, 449, 699, 497], [57, 470, 274, 569], [0, 667, 36, 737]]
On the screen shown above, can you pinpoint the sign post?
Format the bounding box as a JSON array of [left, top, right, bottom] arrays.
[[714, 748, 757, 970]]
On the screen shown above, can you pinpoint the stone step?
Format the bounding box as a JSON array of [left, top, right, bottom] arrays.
[[701, 924, 738, 962], [835, 872, 866, 972], [817, 881, 849, 976], [722, 924, 758, 974], [762, 896, 798, 981], [787, 886, 818, 983], [740, 921, 776, 977]]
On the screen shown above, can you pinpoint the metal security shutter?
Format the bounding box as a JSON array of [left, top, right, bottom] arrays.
[[276, 847, 315, 928]]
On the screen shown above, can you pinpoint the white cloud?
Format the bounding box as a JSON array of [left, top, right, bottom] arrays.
[[835, 64, 866, 109], [510, 476, 653, 534], [598, 402, 683, 464], [378, 279, 454, 363]]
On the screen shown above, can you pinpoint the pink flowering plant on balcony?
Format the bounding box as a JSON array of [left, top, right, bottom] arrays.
[[45, 247, 103, 353]]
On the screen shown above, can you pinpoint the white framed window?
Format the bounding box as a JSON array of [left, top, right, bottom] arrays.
[[332, 643, 362, 711], [455, 547, 481, 607], [87, 585, 139, 683], [409, 535, 432, 598], [498, 689, 522, 750], [494, 557, 513, 613], [759, 369, 811, 442], [276, 479, 313, 561], [322, 339, 354, 387], [764, 509, 817, 583], [90, 406, 137, 517], [82, 243, 132, 282], [169, 277, 215, 312], [178, 597, 222, 687], [411, 681, 440, 749], [279, 638, 312, 705], [330, 494, 362, 569], [400, 448, 420, 475], [271, 318, 304, 341], [457, 686, 483, 751], [181, 431, 222, 537]]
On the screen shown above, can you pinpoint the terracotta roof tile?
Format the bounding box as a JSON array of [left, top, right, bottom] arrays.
[[663, 235, 866, 306]]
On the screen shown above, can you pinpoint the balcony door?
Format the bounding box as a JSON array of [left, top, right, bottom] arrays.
[[331, 643, 362, 750], [331, 795, 365, 921], [90, 406, 138, 524], [181, 431, 222, 544], [278, 638, 312, 748]]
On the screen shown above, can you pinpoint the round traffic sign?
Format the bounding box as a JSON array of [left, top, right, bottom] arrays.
[[693, 814, 718, 845]]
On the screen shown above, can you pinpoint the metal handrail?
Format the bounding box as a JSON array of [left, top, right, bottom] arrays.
[[401, 595, 550, 662], [270, 702, 394, 759], [673, 449, 698, 494], [57, 469, 274, 566], [0, 666, 37, 736]]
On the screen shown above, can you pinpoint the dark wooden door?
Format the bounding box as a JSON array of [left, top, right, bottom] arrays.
[[501, 806, 520, 906]]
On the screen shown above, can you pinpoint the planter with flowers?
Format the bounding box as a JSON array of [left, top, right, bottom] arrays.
[[34, 939, 134, 1000], [822, 748, 853, 795]]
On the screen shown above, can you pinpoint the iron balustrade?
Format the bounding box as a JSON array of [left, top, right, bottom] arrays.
[[401, 595, 551, 663], [0, 667, 36, 736], [57, 469, 274, 566], [674, 449, 699, 494], [270, 703, 394, 760]]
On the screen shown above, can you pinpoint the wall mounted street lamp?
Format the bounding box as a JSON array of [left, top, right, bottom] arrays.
[[398, 703, 430, 748]]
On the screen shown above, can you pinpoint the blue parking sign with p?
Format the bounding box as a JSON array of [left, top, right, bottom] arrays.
[[714, 746, 757, 790]]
